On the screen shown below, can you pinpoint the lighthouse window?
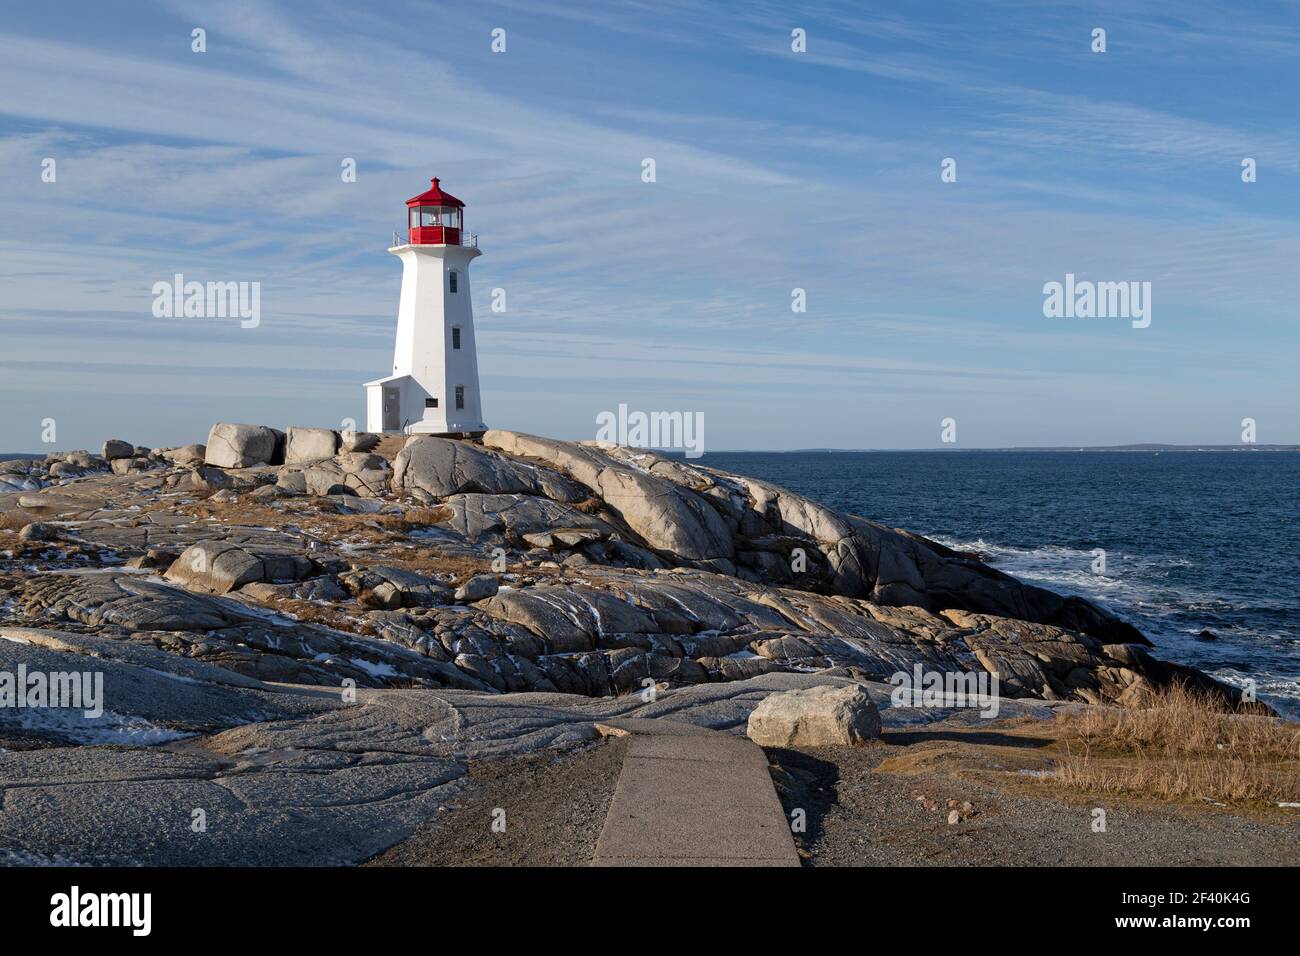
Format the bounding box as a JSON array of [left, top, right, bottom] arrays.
[[452, 326, 462, 349], [455, 386, 465, 409], [425, 397, 438, 408], [449, 271, 458, 293]]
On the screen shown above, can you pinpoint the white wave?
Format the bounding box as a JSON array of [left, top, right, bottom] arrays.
[[928, 534, 1215, 609], [929, 533, 1300, 715]]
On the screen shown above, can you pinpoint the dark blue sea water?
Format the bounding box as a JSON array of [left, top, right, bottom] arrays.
[[707, 450, 1300, 717]]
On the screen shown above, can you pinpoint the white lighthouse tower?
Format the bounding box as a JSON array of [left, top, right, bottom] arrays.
[[364, 177, 487, 435]]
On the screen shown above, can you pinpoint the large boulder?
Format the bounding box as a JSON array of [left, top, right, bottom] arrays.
[[454, 573, 499, 602], [284, 427, 339, 464], [204, 423, 284, 468], [287, 453, 392, 498], [19, 522, 57, 542], [47, 450, 99, 469], [746, 683, 881, 748], [102, 439, 134, 460], [160, 443, 206, 466], [165, 542, 315, 594], [338, 566, 453, 608], [341, 431, 382, 453], [110, 457, 156, 476]]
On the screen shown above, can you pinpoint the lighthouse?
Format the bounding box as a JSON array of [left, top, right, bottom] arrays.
[[364, 177, 487, 435]]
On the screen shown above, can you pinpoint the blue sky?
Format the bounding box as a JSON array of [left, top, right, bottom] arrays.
[[1, 0, 1298, 451]]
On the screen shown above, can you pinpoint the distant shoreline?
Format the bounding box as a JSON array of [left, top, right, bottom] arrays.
[[740, 444, 1300, 454], [5, 444, 1300, 461]]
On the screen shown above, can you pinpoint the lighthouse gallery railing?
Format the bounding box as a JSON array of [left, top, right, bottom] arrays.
[[392, 230, 478, 249]]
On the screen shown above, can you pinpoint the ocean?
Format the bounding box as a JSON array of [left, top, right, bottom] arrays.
[[707, 450, 1300, 717]]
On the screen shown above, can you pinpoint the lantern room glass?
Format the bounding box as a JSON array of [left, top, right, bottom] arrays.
[[410, 206, 461, 229]]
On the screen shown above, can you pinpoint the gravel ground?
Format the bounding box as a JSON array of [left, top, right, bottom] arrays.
[[767, 731, 1300, 867], [366, 736, 625, 867], [367, 721, 1299, 868]]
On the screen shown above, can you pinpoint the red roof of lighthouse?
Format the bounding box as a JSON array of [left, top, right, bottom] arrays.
[[406, 177, 465, 208]]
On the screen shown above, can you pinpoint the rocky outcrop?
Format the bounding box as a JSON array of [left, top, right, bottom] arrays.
[[437, 492, 616, 547], [480, 430, 1143, 644], [394, 436, 586, 501], [0, 464, 43, 494], [483, 431, 735, 566], [0, 421, 1255, 715], [280, 452, 392, 498], [1, 451, 115, 491], [0, 421, 1282, 871], [338, 566, 454, 609]]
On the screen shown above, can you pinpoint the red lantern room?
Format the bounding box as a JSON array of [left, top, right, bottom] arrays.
[[405, 177, 466, 245]]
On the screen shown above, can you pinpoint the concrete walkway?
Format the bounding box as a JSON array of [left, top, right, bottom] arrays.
[[591, 718, 800, 867]]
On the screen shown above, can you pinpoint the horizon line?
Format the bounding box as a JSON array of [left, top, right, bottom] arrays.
[[6, 441, 1300, 459]]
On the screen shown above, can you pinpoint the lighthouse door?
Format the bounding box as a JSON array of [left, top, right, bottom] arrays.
[[382, 386, 400, 432]]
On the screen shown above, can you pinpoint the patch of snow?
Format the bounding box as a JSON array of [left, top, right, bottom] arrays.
[[211, 595, 300, 627], [39, 565, 152, 576], [142, 667, 204, 686], [348, 658, 399, 678], [0, 708, 194, 746]]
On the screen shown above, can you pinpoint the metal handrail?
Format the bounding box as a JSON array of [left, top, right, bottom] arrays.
[[390, 230, 479, 249]]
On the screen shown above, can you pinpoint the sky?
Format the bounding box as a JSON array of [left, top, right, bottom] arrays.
[[1, 0, 1298, 452]]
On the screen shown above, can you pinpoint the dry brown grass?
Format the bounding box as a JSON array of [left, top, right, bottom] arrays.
[[0, 510, 35, 532], [1050, 683, 1300, 804], [267, 598, 377, 635], [365, 506, 454, 533], [160, 493, 493, 582], [1061, 682, 1298, 758], [383, 550, 490, 580]]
